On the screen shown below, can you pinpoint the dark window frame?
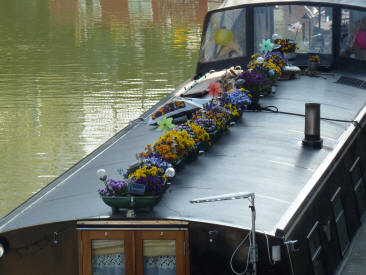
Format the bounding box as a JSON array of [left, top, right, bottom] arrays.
[[349, 156, 366, 221], [307, 221, 327, 275], [330, 187, 350, 256]]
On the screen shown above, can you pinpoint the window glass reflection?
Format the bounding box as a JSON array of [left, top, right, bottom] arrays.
[[341, 9, 366, 60], [254, 5, 333, 54], [200, 8, 246, 62], [143, 240, 176, 275], [92, 240, 125, 275]]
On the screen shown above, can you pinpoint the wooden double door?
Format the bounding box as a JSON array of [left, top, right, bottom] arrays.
[[78, 229, 189, 275]]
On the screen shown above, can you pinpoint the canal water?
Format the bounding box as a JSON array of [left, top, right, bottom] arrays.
[[0, 0, 222, 217]]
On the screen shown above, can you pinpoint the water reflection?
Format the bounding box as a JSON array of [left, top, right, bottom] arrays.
[[0, 0, 222, 217]]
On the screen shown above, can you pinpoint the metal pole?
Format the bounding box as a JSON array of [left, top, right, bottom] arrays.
[[250, 195, 256, 275]]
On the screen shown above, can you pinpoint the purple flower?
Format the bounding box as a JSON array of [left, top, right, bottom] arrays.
[[192, 117, 217, 132], [265, 50, 287, 66], [219, 89, 251, 113], [238, 71, 270, 88], [134, 175, 167, 196], [98, 178, 129, 197], [123, 154, 172, 179]]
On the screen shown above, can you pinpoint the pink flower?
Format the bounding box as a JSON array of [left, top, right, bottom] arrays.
[[207, 82, 223, 97]]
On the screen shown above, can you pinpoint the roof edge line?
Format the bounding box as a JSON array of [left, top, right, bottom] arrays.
[[275, 104, 366, 233]]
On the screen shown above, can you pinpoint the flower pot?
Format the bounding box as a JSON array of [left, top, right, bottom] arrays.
[[173, 157, 185, 171], [186, 148, 198, 162], [198, 141, 211, 151], [308, 61, 319, 71], [284, 52, 296, 60], [247, 89, 261, 110], [208, 129, 221, 141], [102, 195, 161, 213], [260, 85, 272, 96], [229, 114, 241, 122]]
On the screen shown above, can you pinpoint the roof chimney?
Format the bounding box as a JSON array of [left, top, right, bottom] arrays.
[[302, 103, 323, 149]]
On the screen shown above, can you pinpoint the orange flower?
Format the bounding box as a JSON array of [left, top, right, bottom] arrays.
[[207, 82, 223, 97]]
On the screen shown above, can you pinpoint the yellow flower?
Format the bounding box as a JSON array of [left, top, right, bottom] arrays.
[[153, 129, 195, 163], [189, 123, 210, 143]]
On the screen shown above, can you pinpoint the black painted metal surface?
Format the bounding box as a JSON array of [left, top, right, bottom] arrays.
[[0, 71, 365, 235]]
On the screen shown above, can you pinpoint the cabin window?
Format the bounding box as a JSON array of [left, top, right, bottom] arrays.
[[350, 157, 366, 221], [92, 239, 127, 274], [136, 231, 185, 275], [307, 221, 326, 275], [254, 5, 333, 54], [200, 8, 246, 62], [340, 9, 366, 61], [78, 229, 189, 275], [78, 231, 134, 275], [331, 187, 350, 256]]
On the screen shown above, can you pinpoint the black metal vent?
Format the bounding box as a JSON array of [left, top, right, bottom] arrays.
[[336, 76, 366, 90]]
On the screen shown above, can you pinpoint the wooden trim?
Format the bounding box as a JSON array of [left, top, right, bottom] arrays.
[[132, 231, 136, 275], [176, 231, 185, 275], [77, 231, 83, 275], [77, 220, 189, 226], [135, 231, 143, 275], [83, 231, 92, 275], [184, 230, 190, 275], [78, 227, 188, 231]]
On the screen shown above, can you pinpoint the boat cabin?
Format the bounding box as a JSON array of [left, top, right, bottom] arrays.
[[0, 1, 366, 275], [197, 0, 366, 76]]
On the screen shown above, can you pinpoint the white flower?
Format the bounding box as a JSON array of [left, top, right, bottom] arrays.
[[272, 33, 281, 40], [165, 167, 176, 178], [257, 57, 264, 64], [97, 169, 107, 180]]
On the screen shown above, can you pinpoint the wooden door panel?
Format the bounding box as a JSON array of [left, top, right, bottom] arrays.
[[78, 229, 189, 275], [135, 230, 187, 275], [79, 230, 133, 275]]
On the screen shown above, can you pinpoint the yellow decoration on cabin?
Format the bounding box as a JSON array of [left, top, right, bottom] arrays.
[[214, 29, 234, 46]]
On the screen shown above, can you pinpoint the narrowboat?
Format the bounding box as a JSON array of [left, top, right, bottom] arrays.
[[1, 1, 366, 275]]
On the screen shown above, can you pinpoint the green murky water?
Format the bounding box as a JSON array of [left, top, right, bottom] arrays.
[[0, 0, 222, 217]]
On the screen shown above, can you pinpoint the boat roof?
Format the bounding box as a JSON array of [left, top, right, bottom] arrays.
[[0, 70, 365, 235], [219, 0, 366, 9]]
